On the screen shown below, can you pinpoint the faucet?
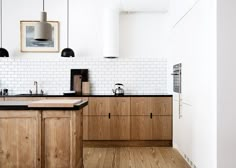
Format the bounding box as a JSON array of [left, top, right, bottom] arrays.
[[34, 81, 38, 95]]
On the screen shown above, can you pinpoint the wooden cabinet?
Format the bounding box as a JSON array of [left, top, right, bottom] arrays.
[[130, 116, 153, 140], [88, 97, 109, 115], [0, 111, 41, 168], [0, 109, 84, 168], [131, 97, 172, 141], [84, 97, 131, 140], [84, 115, 130, 140], [42, 110, 83, 168], [131, 97, 172, 116]]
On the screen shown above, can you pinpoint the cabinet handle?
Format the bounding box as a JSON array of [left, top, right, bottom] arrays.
[[108, 113, 111, 119], [150, 113, 153, 119]]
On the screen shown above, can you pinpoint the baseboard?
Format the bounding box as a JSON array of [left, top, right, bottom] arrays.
[[83, 140, 172, 147]]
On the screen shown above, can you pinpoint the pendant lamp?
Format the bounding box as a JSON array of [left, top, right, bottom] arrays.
[[34, 0, 52, 41], [61, 0, 74, 57], [0, 0, 8, 57]]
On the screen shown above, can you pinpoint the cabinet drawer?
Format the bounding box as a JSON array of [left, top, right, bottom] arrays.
[[110, 116, 130, 140], [131, 97, 172, 116], [88, 97, 130, 116], [109, 97, 130, 115], [87, 116, 111, 140], [88, 97, 109, 115], [149, 97, 172, 116], [131, 116, 152, 140], [152, 116, 172, 140], [84, 115, 130, 140], [131, 97, 150, 115]]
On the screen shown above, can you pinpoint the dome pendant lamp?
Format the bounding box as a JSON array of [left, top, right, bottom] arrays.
[[0, 0, 9, 57], [61, 0, 74, 57], [34, 0, 52, 41]]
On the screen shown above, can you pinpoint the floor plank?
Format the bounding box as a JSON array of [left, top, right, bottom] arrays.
[[83, 147, 190, 168]]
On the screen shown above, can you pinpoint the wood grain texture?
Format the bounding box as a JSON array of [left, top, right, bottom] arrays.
[[87, 116, 111, 140], [149, 97, 172, 116], [4, 97, 46, 101], [152, 116, 172, 140], [83, 141, 172, 147], [131, 116, 153, 140], [0, 110, 40, 168], [41, 110, 84, 168], [88, 97, 110, 116], [28, 99, 82, 108], [83, 147, 190, 168], [46, 97, 89, 116], [131, 97, 172, 116], [110, 116, 130, 140], [109, 97, 130, 115]]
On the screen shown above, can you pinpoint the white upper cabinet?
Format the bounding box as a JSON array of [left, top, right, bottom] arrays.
[[171, 0, 198, 26]]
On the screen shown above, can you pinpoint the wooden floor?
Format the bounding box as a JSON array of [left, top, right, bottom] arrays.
[[83, 147, 190, 168]]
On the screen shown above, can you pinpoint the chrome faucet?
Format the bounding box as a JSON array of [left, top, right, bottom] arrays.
[[34, 81, 38, 94]]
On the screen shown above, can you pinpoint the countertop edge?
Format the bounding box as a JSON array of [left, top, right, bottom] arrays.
[[0, 101, 88, 111]]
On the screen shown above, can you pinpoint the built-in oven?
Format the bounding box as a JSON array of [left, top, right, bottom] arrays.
[[171, 63, 182, 93]]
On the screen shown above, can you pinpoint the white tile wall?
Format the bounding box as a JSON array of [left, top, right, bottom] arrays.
[[0, 57, 167, 95]]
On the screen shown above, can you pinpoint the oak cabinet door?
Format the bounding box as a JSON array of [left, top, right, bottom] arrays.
[[110, 116, 130, 140], [0, 111, 41, 168], [88, 97, 109, 115], [42, 112, 72, 168], [152, 116, 172, 140], [131, 98, 150, 115], [109, 97, 130, 115], [130, 116, 152, 140], [149, 97, 172, 116], [87, 116, 111, 140]]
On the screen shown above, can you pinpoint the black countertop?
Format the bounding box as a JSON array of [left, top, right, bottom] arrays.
[[0, 100, 88, 110], [1, 93, 172, 97]]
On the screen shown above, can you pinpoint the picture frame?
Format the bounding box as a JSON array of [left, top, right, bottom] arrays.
[[20, 21, 59, 52]]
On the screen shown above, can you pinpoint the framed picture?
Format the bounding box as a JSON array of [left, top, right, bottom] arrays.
[[20, 21, 59, 52]]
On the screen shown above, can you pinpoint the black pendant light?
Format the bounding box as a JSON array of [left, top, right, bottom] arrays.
[[61, 0, 74, 57], [0, 0, 9, 57]]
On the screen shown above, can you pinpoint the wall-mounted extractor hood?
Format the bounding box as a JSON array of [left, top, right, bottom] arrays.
[[103, 0, 170, 59]]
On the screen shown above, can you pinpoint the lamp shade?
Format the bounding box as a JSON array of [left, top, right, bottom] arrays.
[[0, 48, 9, 57], [34, 12, 52, 41], [61, 48, 75, 57]]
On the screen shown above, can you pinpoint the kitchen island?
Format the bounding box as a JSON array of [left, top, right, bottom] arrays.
[[0, 99, 88, 168]]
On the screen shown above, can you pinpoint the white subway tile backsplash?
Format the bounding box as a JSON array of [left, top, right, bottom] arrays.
[[0, 57, 167, 95]]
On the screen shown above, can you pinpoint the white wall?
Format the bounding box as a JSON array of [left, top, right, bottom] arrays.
[[0, 0, 171, 94], [217, 0, 236, 167], [170, 0, 217, 167]]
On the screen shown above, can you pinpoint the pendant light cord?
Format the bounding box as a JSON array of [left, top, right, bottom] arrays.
[[43, 0, 45, 11], [67, 0, 69, 48], [0, 0, 2, 48]]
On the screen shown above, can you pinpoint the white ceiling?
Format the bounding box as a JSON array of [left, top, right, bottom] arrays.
[[120, 0, 170, 12]]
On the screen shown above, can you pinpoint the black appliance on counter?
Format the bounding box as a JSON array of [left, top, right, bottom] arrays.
[[171, 63, 182, 93]]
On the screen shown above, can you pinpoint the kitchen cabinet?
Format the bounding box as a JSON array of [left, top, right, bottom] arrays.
[[0, 111, 40, 167], [84, 115, 130, 140], [131, 97, 172, 140], [42, 110, 83, 168], [131, 116, 152, 140], [131, 116, 172, 140], [131, 97, 172, 116], [0, 99, 87, 168], [88, 97, 109, 115]]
